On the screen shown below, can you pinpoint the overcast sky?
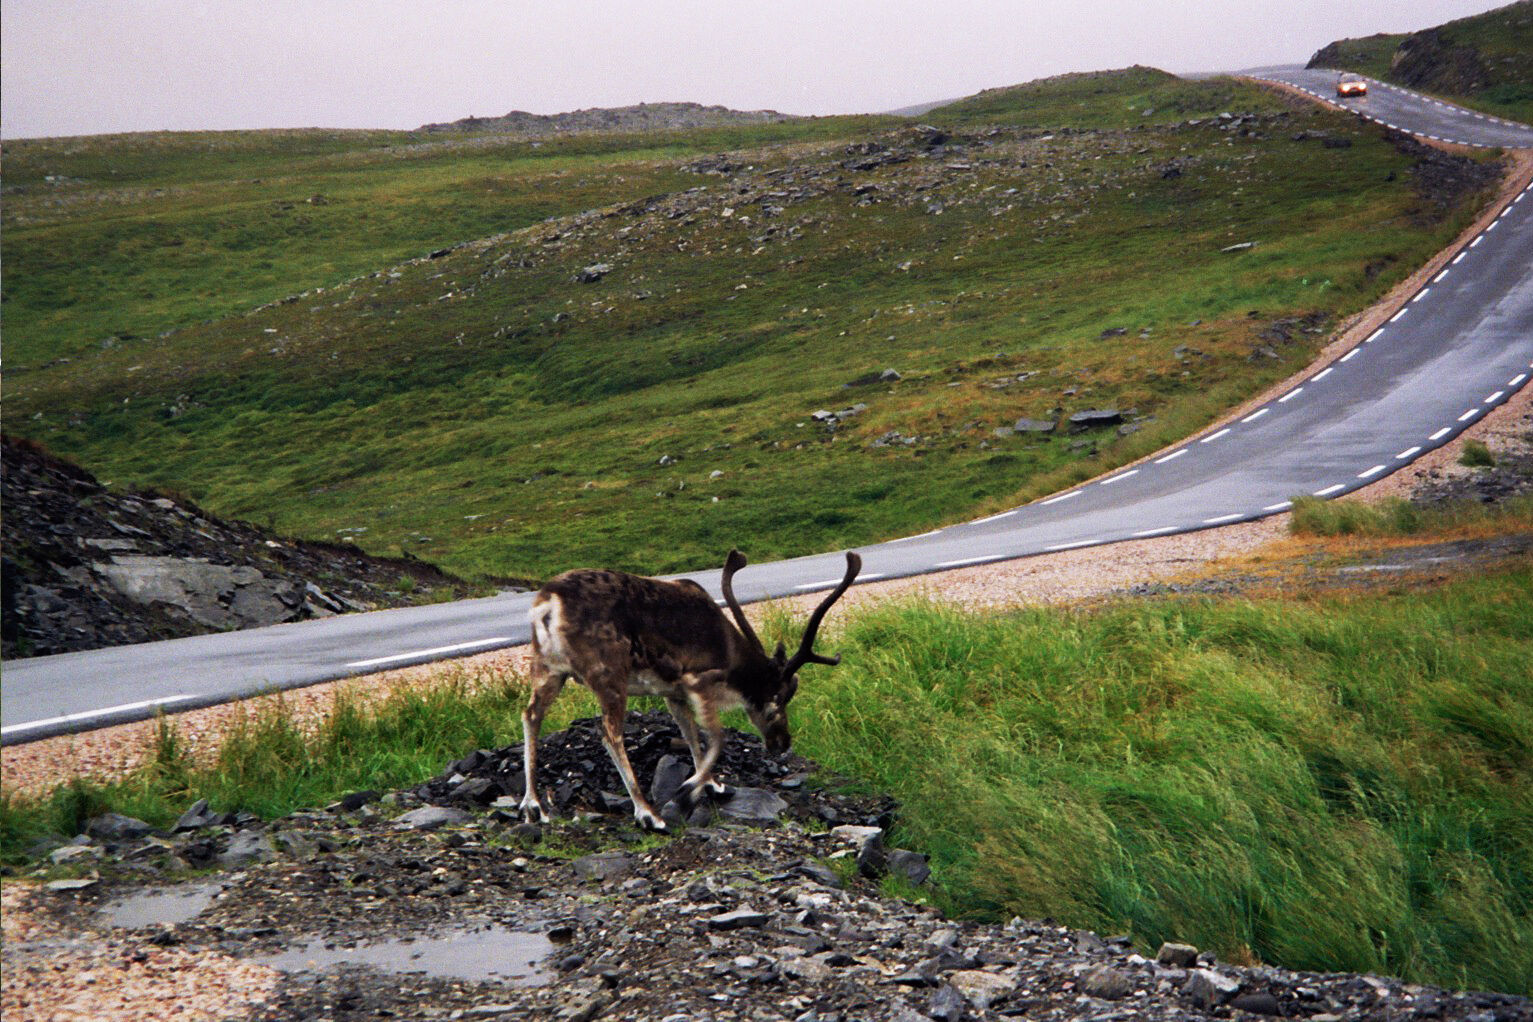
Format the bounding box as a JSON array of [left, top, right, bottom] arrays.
[[0, 0, 1512, 139]]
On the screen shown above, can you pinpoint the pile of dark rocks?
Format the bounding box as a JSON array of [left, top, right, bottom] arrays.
[[0, 435, 485, 658]]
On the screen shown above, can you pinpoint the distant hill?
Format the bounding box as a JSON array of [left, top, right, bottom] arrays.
[[1308, 0, 1533, 123], [420, 101, 794, 135]]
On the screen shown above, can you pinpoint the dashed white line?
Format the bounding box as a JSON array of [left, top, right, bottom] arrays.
[[1485, 390, 1505, 404], [1132, 526, 1178, 537], [935, 554, 1008, 569], [1264, 501, 1293, 513], [1452, 252, 1467, 265], [1471, 236, 1483, 248], [1242, 408, 1271, 422], [1358, 465, 1387, 479], [1412, 288, 1431, 303], [1100, 469, 1139, 485], [972, 510, 1017, 525], [1432, 269, 1449, 283], [1458, 408, 1480, 422], [348, 637, 514, 669], [1203, 513, 1243, 525], [2, 695, 202, 738], [1278, 388, 1303, 403], [1339, 349, 1359, 363], [1314, 484, 1346, 497], [1429, 427, 1452, 441], [1390, 307, 1409, 321], [1366, 328, 1384, 343], [1040, 491, 1080, 506], [1396, 446, 1422, 460], [796, 574, 883, 591], [888, 529, 945, 544], [1154, 449, 1188, 464], [1045, 539, 1099, 551], [1200, 428, 1231, 444], [1511, 373, 1529, 387]]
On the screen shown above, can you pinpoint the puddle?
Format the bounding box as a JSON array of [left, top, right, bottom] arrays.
[[101, 883, 221, 929], [254, 926, 555, 986]]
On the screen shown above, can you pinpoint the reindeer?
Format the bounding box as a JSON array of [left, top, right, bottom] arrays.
[[519, 549, 861, 830]]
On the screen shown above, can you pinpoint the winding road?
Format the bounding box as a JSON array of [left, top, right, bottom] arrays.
[[5, 66, 1531, 745]]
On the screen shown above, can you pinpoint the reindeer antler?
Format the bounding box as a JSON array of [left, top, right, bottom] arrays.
[[783, 551, 862, 677], [720, 549, 765, 651]]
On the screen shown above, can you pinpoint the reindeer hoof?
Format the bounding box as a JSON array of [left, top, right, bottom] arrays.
[[635, 808, 667, 832], [519, 797, 548, 824]]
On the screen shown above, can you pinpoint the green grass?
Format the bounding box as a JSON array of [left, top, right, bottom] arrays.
[[1289, 493, 1533, 537], [784, 569, 1533, 994], [4, 71, 1501, 583], [5, 567, 1528, 994]]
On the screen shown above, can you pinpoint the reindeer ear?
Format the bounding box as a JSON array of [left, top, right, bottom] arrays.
[[773, 641, 786, 661]]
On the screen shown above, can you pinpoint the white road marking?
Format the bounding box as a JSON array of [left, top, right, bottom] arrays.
[[1100, 469, 1139, 485], [1314, 484, 1346, 497], [1390, 307, 1409, 322], [1045, 539, 1098, 551], [1366, 328, 1384, 342], [972, 510, 1017, 525], [1242, 408, 1270, 422], [1203, 513, 1243, 524], [1432, 269, 1449, 283], [796, 574, 884, 590], [1339, 349, 1359, 363], [1452, 252, 1467, 265], [936, 554, 1007, 569], [2, 695, 202, 739], [1396, 446, 1422, 460], [1471, 236, 1483, 248], [1200, 429, 1231, 444], [1412, 288, 1431, 303], [1132, 526, 1178, 537], [1485, 390, 1505, 403], [1458, 408, 1480, 422], [1486, 220, 1498, 232], [1154, 449, 1188, 464], [1429, 427, 1452, 441], [348, 637, 514, 669], [1511, 374, 1529, 387], [888, 529, 944, 544], [1312, 369, 1334, 382], [1279, 388, 1303, 403], [1040, 491, 1081, 506], [1264, 501, 1293, 512], [1358, 465, 1387, 479]]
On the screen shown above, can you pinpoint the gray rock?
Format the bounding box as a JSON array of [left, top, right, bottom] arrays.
[[85, 812, 155, 842], [706, 907, 769, 931], [649, 754, 691, 807], [576, 263, 612, 283], [1013, 417, 1056, 433], [1080, 965, 1135, 999], [1230, 991, 1282, 1015], [1156, 941, 1199, 967], [782, 955, 833, 982], [718, 787, 788, 825], [572, 851, 633, 882], [45, 877, 100, 892], [392, 806, 470, 831], [856, 830, 888, 878], [886, 849, 931, 885], [1183, 967, 1242, 1009], [1067, 408, 1123, 431], [218, 830, 276, 868], [927, 983, 968, 1022], [174, 798, 227, 832], [50, 844, 103, 864], [949, 969, 1013, 1010]]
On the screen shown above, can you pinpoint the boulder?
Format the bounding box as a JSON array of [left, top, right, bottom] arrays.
[[392, 806, 471, 831]]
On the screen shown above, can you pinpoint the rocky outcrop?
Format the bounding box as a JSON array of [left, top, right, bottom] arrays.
[[1, 436, 481, 659], [419, 101, 792, 136]]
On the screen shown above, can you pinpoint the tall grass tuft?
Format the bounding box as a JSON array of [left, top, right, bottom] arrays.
[[1289, 493, 1533, 538], [787, 569, 1533, 994]]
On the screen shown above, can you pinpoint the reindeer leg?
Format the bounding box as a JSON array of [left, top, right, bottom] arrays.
[[595, 688, 667, 832], [664, 694, 707, 776], [519, 665, 566, 824], [682, 671, 731, 801]]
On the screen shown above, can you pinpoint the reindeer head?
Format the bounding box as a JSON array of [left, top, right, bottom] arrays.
[[720, 548, 862, 754]]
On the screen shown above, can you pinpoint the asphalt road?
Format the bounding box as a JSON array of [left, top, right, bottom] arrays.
[[5, 67, 1531, 745]]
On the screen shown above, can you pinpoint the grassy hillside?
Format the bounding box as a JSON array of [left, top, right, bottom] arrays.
[[4, 70, 1503, 581], [1309, 0, 1533, 123]]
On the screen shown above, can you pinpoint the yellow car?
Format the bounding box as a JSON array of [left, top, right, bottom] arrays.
[[1336, 77, 1368, 97]]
